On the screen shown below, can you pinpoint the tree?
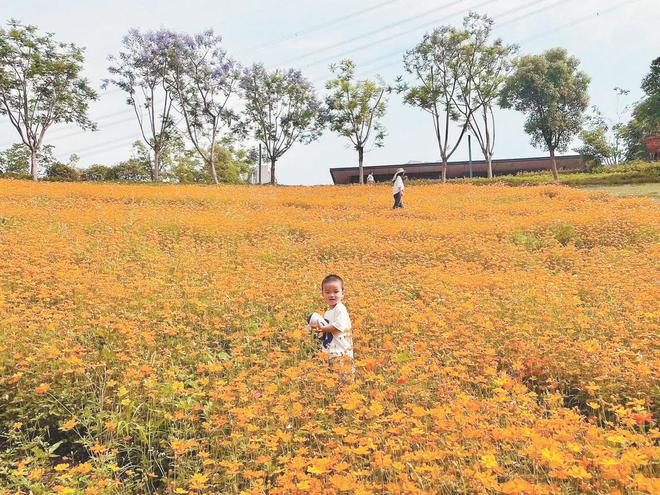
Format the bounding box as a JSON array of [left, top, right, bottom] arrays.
[[0, 142, 56, 176], [0, 19, 97, 181], [110, 159, 151, 182], [575, 125, 616, 167], [325, 59, 387, 184], [80, 164, 113, 181], [45, 161, 79, 181], [575, 101, 627, 167], [105, 29, 178, 181], [399, 25, 472, 182], [499, 48, 590, 181], [621, 57, 660, 160], [168, 138, 255, 184], [241, 63, 324, 185], [454, 13, 517, 178], [165, 30, 242, 185]]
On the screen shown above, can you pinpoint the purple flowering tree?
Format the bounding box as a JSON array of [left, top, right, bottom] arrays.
[[104, 29, 178, 181], [241, 64, 324, 185], [165, 30, 241, 185]]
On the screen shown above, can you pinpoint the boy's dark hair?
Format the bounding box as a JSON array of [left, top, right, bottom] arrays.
[[321, 274, 344, 290]]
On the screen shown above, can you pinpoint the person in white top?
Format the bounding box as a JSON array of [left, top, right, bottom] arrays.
[[392, 167, 405, 209], [307, 274, 353, 363], [366, 172, 375, 184]]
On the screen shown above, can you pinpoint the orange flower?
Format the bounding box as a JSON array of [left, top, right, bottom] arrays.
[[34, 383, 50, 394]]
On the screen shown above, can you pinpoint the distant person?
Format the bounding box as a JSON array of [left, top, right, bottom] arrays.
[[366, 172, 375, 184], [307, 274, 354, 370], [392, 167, 405, 209]]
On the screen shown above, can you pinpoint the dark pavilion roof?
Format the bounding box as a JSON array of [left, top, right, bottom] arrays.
[[329, 155, 585, 184]]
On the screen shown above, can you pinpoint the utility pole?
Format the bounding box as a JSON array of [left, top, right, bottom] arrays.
[[258, 143, 262, 184], [468, 134, 473, 179]]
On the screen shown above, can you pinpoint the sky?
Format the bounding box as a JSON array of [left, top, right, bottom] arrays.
[[1, 0, 659, 184]]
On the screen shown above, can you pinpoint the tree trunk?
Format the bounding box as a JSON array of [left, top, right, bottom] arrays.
[[153, 148, 161, 182], [30, 148, 38, 181], [270, 157, 276, 185], [357, 146, 364, 185], [442, 159, 448, 183], [209, 155, 219, 185], [549, 148, 559, 182], [486, 153, 493, 179]]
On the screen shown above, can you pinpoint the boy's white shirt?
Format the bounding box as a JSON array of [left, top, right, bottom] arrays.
[[392, 176, 404, 194], [322, 302, 353, 358]]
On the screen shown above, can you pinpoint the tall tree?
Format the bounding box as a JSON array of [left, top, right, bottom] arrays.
[[454, 13, 517, 178], [0, 19, 97, 180], [166, 30, 241, 185], [105, 29, 178, 181], [399, 25, 471, 182], [621, 57, 660, 160], [499, 48, 590, 181], [325, 59, 387, 184], [241, 63, 324, 185]]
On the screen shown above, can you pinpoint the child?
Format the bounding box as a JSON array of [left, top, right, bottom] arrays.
[[307, 274, 353, 363]]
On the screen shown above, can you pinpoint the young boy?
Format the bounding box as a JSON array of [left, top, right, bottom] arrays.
[[307, 274, 353, 362]]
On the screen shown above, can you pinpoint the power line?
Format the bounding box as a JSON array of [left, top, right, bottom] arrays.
[[238, 0, 405, 55], [304, 0, 504, 73], [350, 0, 576, 80], [515, 0, 642, 44], [67, 133, 141, 154], [271, 0, 470, 68]]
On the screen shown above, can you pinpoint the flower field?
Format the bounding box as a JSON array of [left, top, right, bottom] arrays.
[[0, 180, 658, 495]]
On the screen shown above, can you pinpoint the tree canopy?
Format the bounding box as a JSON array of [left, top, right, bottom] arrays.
[[325, 59, 387, 184], [241, 63, 324, 185], [0, 19, 97, 180], [500, 47, 590, 180]]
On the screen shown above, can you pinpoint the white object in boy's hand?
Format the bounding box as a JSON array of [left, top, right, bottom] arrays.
[[307, 312, 328, 329]]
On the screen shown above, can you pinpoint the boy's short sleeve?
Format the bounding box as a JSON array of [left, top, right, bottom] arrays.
[[328, 304, 351, 333]]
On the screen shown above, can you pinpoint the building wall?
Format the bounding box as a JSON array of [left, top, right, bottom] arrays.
[[330, 155, 586, 184]]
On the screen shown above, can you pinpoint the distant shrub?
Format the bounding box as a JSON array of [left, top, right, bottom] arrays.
[[80, 165, 114, 181], [0, 171, 32, 180], [44, 163, 80, 182], [110, 159, 151, 182]]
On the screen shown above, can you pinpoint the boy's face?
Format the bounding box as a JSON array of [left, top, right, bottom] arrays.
[[322, 281, 344, 307]]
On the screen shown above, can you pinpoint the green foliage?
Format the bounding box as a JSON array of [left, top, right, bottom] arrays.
[[512, 222, 579, 252], [576, 126, 617, 167], [500, 48, 590, 179], [45, 162, 80, 182], [168, 141, 254, 184], [242, 63, 324, 184], [447, 160, 659, 187], [109, 159, 151, 182], [398, 13, 516, 180], [0, 19, 97, 180], [621, 57, 660, 160], [640, 56, 660, 97], [0, 143, 56, 176], [168, 149, 209, 184], [456, 13, 517, 177], [211, 141, 255, 184], [325, 59, 387, 182], [80, 164, 113, 181]]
